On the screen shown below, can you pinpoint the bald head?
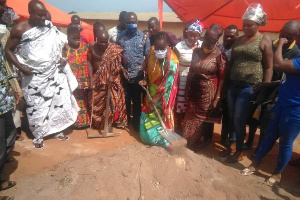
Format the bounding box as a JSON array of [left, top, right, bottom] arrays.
[[28, 0, 46, 13], [280, 20, 300, 48], [282, 21, 300, 35], [96, 30, 108, 40], [96, 30, 109, 51], [71, 15, 81, 25], [126, 12, 138, 24], [28, 0, 47, 27]]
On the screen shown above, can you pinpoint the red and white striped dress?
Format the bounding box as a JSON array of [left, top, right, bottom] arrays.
[[175, 40, 202, 113]]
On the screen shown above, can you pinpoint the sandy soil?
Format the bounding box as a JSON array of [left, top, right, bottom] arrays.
[[1, 125, 299, 200]]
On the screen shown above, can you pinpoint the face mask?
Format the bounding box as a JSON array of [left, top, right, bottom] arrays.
[[154, 49, 167, 59], [126, 23, 138, 34]]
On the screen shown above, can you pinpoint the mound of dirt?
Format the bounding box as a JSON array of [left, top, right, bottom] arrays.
[[8, 144, 299, 200]]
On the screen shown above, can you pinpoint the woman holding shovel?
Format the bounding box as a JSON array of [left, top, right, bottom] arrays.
[[139, 32, 179, 148]]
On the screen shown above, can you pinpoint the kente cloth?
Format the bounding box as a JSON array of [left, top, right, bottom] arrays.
[[15, 22, 79, 139], [90, 43, 127, 129], [182, 48, 226, 146], [67, 42, 90, 128], [175, 40, 202, 113], [73, 89, 90, 128], [140, 46, 179, 148]]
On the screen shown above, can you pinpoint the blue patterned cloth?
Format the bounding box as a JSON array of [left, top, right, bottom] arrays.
[[117, 30, 150, 79], [0, 44, 14, 115]]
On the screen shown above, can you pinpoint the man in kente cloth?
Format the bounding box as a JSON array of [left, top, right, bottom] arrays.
[[5, 0, 79, 148], [88, 30, 127, 130]]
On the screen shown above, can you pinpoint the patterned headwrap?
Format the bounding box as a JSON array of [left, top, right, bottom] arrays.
[[203, 24, 223, 43], [242, 3, 267, 26], [187, 19, 204, 35]]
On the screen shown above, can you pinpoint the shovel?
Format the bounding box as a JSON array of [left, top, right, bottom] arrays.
[[86, 80, 120, 138], [140, 85, 186, 146]]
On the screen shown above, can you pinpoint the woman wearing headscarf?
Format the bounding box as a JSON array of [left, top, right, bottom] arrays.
[[139, 32, 179, 148], [174, 19, 203, 131], [220, 3, 273, 163], [182, 24, 226, 151]]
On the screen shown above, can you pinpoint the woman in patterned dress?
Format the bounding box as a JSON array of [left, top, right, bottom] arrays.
[[182, 24, 226, 151], [139, 32, 179, 148]]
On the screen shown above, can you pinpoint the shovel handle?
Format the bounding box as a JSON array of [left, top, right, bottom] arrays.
[[140, 85, 167, 130]]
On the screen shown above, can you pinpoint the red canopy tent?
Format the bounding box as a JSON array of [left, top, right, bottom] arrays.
[[6, 0, 92, 30], [161, 0, 300, 32]]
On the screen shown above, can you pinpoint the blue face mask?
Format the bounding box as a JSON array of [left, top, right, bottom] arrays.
[[126, 23, 138, 34]]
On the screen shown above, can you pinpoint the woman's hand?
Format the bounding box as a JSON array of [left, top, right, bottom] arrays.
[[138, 79, 147, 86], [151, 92, 164, 105]]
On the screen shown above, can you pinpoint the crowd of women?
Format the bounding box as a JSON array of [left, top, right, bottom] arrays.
[[139, 3, 300, 187]]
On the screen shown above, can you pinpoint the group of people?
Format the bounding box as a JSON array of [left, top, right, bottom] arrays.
[[0, 0, 299, 191]]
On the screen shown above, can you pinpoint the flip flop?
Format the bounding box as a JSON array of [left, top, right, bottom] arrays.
[[265, 177, 280, 187], [0, 180, 16, 191], [240, 167, 255, 176]]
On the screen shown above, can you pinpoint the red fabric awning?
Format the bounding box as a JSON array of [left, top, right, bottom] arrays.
[[163, 0, 300, 32], [6, 0, 92, 30]]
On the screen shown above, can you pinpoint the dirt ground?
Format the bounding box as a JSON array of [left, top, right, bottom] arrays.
[[1, 125, 299, 200]]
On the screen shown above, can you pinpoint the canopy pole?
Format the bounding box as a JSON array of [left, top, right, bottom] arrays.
[[158, 0, 163, 30]]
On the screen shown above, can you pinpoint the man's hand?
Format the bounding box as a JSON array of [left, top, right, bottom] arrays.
[[278, 38, 288, 46], [20, 65, 33, 76], [58, 58, 67, 68]]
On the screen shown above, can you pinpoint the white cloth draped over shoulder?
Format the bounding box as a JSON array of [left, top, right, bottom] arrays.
[[15, 21, 79, 139]]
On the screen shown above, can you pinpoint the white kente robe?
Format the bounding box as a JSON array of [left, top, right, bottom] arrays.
[[15, 21, 79, 139]]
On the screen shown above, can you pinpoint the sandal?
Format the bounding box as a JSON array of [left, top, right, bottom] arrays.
[[0, 180, 16, 191], [55, 133, 70, 141], [265, 177, 280, 187], [33, 139, 44, 149], [240, 167, 255, 176], [219, 148, 231, 157]]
